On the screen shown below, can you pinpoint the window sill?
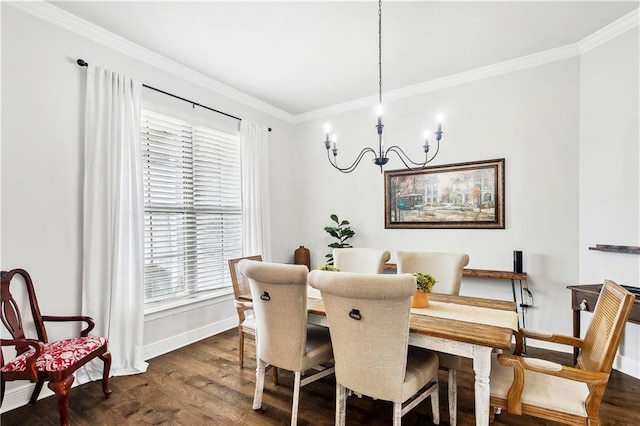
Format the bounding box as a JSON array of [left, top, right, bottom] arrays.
[[144, 288, 234, 320]]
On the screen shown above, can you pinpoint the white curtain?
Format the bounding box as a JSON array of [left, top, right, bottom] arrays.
[[240, 121, 272, 260], [80, 65, 148, 382]]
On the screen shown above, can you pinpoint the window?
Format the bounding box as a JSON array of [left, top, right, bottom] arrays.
[[141, 109, 242, 304]]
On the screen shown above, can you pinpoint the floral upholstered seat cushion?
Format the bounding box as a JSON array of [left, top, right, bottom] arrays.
[[0, 336, 107, 373]]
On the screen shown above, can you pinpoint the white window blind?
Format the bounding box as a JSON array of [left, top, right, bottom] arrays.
[[141, 109, 242, 304]]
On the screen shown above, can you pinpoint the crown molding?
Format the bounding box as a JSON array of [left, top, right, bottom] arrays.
[[294, 43, 579, 123], [579, 7, 639, 54], [8, 1, 295, 123], [9, 1, 639, 125], [295, 7, 639, 123]]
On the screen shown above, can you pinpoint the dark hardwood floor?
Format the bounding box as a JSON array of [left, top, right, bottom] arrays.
[[2, 328, 639, 425]]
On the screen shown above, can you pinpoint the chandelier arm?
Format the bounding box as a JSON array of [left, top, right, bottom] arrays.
[[385, 143, 440, 169], [384, 146, 418, 169], [327, 147, 377, 173], [429, 140, 441, 163], [319, 0, 446, 174]]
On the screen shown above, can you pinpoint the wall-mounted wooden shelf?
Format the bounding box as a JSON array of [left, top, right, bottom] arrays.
[[384, 264, 528, 281], [588, 244, 640, 255], [463, 268, 528, 281]]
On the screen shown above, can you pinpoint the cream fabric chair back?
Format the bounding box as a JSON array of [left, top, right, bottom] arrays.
[[396, 251, 469, 426], [396, 251, 469, 295], [308, 270, 415, 402], [239, 260, 309, 372], [239, 260, 334, 425], [333, 248, 391, 274]]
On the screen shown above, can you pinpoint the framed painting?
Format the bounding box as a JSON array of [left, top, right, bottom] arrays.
[[384, 158, 505, 229]]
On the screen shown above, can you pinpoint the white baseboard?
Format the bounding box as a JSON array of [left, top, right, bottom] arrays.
[[1, 317, 237, 414], [1, 382, 57, 413], [613, 353, 640, 379], [143, 317, 236, 360]]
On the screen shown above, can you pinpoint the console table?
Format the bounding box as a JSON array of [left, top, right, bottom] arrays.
[[567, 284, 640, 364]]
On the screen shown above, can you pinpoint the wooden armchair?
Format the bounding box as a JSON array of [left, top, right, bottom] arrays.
[[0, 268, 112, 426], [228, 255, 262, 369], [228, 255, 278, 383], [490, 279, 634, 425]]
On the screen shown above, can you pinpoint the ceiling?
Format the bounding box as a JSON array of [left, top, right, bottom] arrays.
[[50, 1, 639, 117]]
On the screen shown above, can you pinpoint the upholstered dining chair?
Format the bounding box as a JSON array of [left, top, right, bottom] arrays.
[[0, 268, 112, 426], [396, 250, 469, 426], [333, 247, 391, 273], [308, 270, 440, 426], [239, 260, 334, 426], [490, 279, 634, 425]]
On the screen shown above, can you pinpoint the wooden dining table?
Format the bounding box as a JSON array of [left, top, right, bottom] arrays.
[[306, 292, 517, 426]]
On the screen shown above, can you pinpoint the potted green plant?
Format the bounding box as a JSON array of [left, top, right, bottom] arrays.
[[411, 272, 436, 308], [324, 214, 355, 265]]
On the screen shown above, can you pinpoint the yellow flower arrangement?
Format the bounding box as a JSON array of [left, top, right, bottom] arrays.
[[413, 272, 436, 293], [317, 264, 341, 272]]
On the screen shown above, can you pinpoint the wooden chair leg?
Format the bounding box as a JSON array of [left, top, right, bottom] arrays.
[[238, 329, 245, 368], [48, 375, 74, 426], [29, 380, 45, 405], [273, 366, 279, 385], [100, 351, 113, 397]]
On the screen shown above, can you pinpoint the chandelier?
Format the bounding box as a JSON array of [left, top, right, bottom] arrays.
[[323, 0, 444, 173]]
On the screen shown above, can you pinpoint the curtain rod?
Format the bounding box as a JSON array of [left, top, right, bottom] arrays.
[[76, 59, 272, 132]]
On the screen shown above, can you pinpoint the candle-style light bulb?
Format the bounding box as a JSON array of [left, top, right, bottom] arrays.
[[423, 129, 431, 154], [323, 124, 331, 143], [376, 104, 384, 131], [436, 113, 444, 133]]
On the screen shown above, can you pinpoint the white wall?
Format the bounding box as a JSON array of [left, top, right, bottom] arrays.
[[284, 58, 582, 340], [1, 4, 293, 411], [579, 28, 640, 377], [273, 25, 640, 378]]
